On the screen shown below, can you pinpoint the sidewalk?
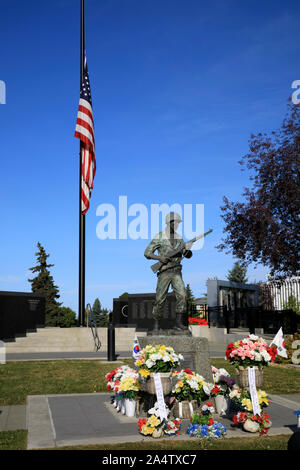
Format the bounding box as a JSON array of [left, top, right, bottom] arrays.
[[1, 392, 299, 449]]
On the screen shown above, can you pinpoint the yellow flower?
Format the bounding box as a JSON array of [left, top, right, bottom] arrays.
[[257, 390, 269, 405], [139, 369, 150, 378], [178, 381, 184, 388], [148, 415, 160, 427], [141, 424, 155, 435], [136, 359, 144, 367], [241, 398, 253, 411]]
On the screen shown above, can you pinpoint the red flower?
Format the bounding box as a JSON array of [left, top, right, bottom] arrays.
[[138, 418, 147, 431], [205, 401, 213, 407], [211, 385, 221, 396], [208, 418, 214, 426]]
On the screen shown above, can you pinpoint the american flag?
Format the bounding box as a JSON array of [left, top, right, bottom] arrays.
[[74, 54, 96, 214]]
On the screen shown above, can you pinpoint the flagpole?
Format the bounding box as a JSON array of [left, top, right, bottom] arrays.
[[79, 0, 85, 327]]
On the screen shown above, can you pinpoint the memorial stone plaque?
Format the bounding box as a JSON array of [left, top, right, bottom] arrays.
[[138, 336, 213, 383]]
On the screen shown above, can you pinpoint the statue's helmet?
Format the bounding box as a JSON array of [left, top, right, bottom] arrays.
[[165, 212, 182, 224]]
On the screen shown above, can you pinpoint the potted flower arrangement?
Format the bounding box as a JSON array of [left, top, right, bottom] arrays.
[[137, 413, 182, 438], [225, 335, 278, 388], [105, 365, 138, 413], [187, 402, 227, 440], [171, 368, 214, 418], [210, 366, 236, 416], [135, 344, 184, 395], [229, 386, 272, 434], [117, 369, 140, 417], [188, 317, 208, 326], [232, 411, 272, 435]]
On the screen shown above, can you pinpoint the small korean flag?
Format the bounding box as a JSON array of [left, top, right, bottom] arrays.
[[271, 327, 288, 358], [133, 334, 140, 359]]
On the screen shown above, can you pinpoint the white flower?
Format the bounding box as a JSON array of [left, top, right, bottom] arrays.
[[218, 368, 230, 377], [248, 334, 259, 341], [254, 352, 262, 362], [261, 350, 271, 362], [203, 384, 212, 396], [146, 359, 154, 368], [163, 354, 171, 362]]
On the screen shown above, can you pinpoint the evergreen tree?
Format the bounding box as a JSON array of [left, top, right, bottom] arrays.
[[186, 284, 195, 315], [226, 262, 248, 284], [92, 298, 109, 327], [283, 295, 300, 315], [28, 242, 62, 326]]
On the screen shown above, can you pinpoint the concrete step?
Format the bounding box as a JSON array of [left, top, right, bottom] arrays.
[[3, 327, 147, 353]]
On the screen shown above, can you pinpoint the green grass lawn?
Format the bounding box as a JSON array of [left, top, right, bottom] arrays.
[[0, 431, 291, 451], [0, 430, 28, 450], [0, 359, 132, 405]]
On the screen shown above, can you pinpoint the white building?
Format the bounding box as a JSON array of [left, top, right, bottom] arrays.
[[266, 276, 300, 310]]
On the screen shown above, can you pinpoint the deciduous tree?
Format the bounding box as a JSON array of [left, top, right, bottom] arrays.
[[217, 101, 300, 278]]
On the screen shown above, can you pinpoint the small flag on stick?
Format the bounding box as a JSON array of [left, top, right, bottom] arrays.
[[271, 327, 288, 358], [133, 334, 140, 359]]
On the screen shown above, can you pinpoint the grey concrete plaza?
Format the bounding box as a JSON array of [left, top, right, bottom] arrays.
[[1, 391, 299, 449]]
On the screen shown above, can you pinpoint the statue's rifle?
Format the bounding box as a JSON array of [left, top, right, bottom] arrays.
[[150, 229, 213, 274]]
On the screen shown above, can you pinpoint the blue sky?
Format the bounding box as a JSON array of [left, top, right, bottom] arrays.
[[1, 0, 300, 313]]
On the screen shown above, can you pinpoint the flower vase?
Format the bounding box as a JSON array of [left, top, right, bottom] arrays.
[[142, 372, 172, 395], [172, 400, 198, 419], [116, 399, 122, 412], [236, 366, 263, 389], [215, 395, 230, 416], [121, 399, 126, 415], [124, 398, 136, 417], [243, 419, 260, 433]]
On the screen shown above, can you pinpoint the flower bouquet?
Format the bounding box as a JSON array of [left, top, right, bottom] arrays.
[[229, 387, 270, 413], [105, 366, 139, 414], [187, 402, 227, 440], [135, 344, 184, 373], [225, 335, 278, 388], [225, 335, 278, 369], [233, 411, 272, 436], [171, 368, 213, 418], [230, 386, 272, 434], [211, 366, 236, 396], [188, 317, 208, 326], [147, 401, 170, 419], [137, 414, 182, 438], [210, 366, 236, 416], [135, 344, 184, 395]]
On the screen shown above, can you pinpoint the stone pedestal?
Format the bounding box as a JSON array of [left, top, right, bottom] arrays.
[[138, 335, 213, 383]]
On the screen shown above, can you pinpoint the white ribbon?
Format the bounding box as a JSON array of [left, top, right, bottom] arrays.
[[248, 367, 261, 416], [179, 401, 182, 418], [153, 373, 168, 421]]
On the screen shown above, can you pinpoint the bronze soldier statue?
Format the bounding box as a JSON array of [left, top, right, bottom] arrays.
[[144, 212, 193, 333]]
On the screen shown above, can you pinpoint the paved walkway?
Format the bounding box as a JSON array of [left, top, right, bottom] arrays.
[[1, 392, 300, 449]]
